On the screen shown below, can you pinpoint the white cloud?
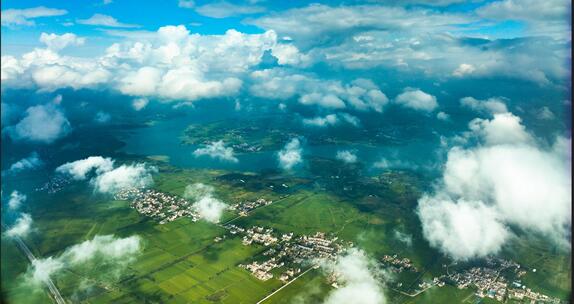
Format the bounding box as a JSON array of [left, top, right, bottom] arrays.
[[336, 150, 358, 164], [460, 96, 508, 114], [322, 249, 386, 304], [300, 93, 346, 109], [393, 230, 412, 247], [248, 4, 569, 85], [468, 112, 532, 146], [56, 156, 115, 180], [476, 0, 571, 39], [436, 111, 450, 121], [452, 63, 476, 77], [8, 152, 43, 174], [40, 33, 85, 51], [27, 234, 141, 285], [193, 141, 238, 163], [195, 1, 265, 18], [77, 14, 139, 28], [30, 257, 64, 284], [373, 158, 417, 170], [8, 191, 27, 210], [92, 163, 156, 194], [340, 113, 361, 126], [1, 6, 67, 27], [394, 88, 438, 112], [184, 183, 227, 223], [193, 196, 227, 223], [417, 113, 571, 260], [536, 106, 555, 120], [9, 104, 71, 144], [249, 69, 387, 112], [132, 97, 149, 111], [94, 111, 111, 123], [5, 213, 33, 238], [278, 138, 303, 170], [417, 197, 510, 260], [178, 0, 195, 8], [302, 114, 339, 127]]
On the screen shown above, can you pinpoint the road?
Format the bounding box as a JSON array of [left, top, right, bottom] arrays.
[[4, 224, 66, 304], [256, 267, 314, 304]]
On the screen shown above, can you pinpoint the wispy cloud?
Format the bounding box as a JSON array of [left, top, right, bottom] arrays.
[[1, 6, 67, 27], [77, 14, 140, 28]]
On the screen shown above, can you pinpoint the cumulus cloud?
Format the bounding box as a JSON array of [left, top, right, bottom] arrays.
[[321, 249, 385, 304], [56, 156, 115, 180], [193, 141, 238, 163], [336, 150, 358, 164], [1, 6, 67, 27], [249, 69, 387, 112], [417, 112, 571, 260], [393, 230, 413, 247], [94, 111, 111, 123], [5, 213, 33, 238], [302, 114, 339, 127], [476, 0, 571, 39], [248, 3, 569, 85], [27, 234, 141, 285], [452, 63, 476, 77], [394, 88, 438, 112], [92, 164, 156, 194], [418, 197, 510, 260], [8, 152, 43, 174], [436, 111, 450, 121], [132, 97, 149, 111], [40, 33, 85, 51], [8, 191, 27, 210], [195, 1, 266, 18], [278, 138, 303, 170], [9, 104, 71, 144], [77, 14, 139, 28], [536, 106, 555, 120], [468, 112, 532, 146], [56, 156, 155, 194], [3, 26, 302, 102], [184, 183, 227, 223], [460, 96, 508, 114]]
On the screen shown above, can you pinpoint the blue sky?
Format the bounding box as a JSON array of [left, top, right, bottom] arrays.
[[0, 0, 541, 56]]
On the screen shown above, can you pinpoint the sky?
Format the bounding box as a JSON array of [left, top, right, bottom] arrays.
[[0, 0, 572, 290]]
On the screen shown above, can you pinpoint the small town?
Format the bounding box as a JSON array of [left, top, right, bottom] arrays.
[[381, 253, 563, 303], [230, 225, 346, 283], [229, 198, 273, 216], [34, 176, 71, 194], [381, 254, 417, 273], [114, 188, 200, 224]]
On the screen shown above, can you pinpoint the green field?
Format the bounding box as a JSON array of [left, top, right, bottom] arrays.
[[1, 164, 570, 303]]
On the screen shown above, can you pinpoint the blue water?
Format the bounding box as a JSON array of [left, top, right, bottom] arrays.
[[119, 114, 441, 174]]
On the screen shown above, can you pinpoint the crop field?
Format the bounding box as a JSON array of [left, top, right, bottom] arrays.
[[2, 165, 570, 303]]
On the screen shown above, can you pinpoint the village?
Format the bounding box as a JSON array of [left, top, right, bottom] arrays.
[[225, 224, 347, 283], [381, 253, 563, 303], [108, 187, 565, 304], [114, 188, 201, 224], [229, 198, 273, 217]]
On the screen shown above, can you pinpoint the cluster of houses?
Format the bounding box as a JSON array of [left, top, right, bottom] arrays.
[[229, 198, 273, 216], [35, 176, 71, 194], [441, 258, 562, 303], [381, 254, 417, 273], [232, 142, 262, 152], [241, 226, 278, 246], [232, 226, 345, 282], [115, 188, 200, 224]]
